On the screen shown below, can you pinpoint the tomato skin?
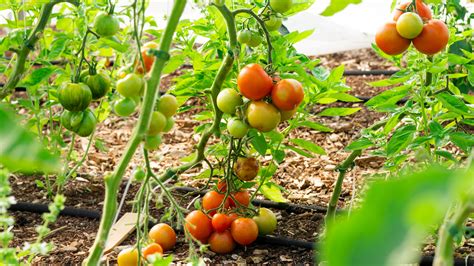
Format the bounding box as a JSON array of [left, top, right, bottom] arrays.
[[265, 15, 282, 31], [230, 190, 250, 207], [185, 210, 213, 243], [116, 73, 144, 98], [203, 191, 230, 216], [217, 89, 243, 115], [233, 157, 259, 181], [141, 42, 159, 72], [93, 12, 120, 37], [246, 101, 281, 132], [144, 134, 162, 150], [237, 30, 252, 44], [162, 116, 175, 133], [253, 208, 277, 235], [148, 111, 167, 135], [157, 94, 178, 117], [227, 118, 248, 138], [60, 110, 77, 132], [142, 243, 163, 259], [86, 72, 110, 99], [270, 0, 293, 13], [280, 108, 297, 121], [117, 247, 139, 266], [375, 22, 411, 56], [58, 83, 92, 112], [247, 32, 263, 47], [148, 223, 176, 251], [208, 230, 236, 254], [231, 218, 259, 245], [216, 179, 227, 193], [238, 64, 273, 100], [114, 97, 137, 117], [413, 19, 449, 55], [271, 79, 304, 111], [212, 213, 232, 232], [74, 109, 97, 137], [396, 12, 423, 39], [393, 0, 432, 21]]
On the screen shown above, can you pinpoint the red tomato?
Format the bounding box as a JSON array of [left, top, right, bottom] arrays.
[[228, 213, 239, 222], [212, 213, 232, 232], [185, 210, 213, 243], [230, 218, 259, 245], [413, 19, 449, 55], [230, 190, 251, 208], [393, 0, 432, 21], [202, 191, 230, 216], [375, 22, 411, 55], [141, 42, 159, 72], [148, 223, 176, 251], [142, 243, 163, 259], [208, 230, 236, 254], [237, 64, 273, 100], [271, 79, 304, 111], [216, 179, 227, 193]]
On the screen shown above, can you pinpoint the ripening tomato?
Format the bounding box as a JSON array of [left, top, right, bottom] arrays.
[[270, 0, 293, 14], [280, 108, 297, 121], [217, 89, 243, 115], [246, 101, 281, 132], [93, 12, 120, 37], [413, 19, 449, 55], [231, 218, 259, 245], [230, 190, 250, 207], [375, 22, 411, 56], [271, 79, 304, 111], [253, 208, 277, 235], [265, 15, 282, 32], [212, 213, 232, 232], [208, 230, 236, 254], [141, 42, 159, 72], [148, 111, 167, 135], [185, 210, 213, 242], [227, 118, 248, 138], [116, 73, 144, 98], [157, 94, 178, 117], [148, 223, 176, 251], [114, 97, 137, 117], [393, 0, 432, 21], [396, 12, 423, 39], [142, 243, 163, 259], [237, 30, 252, 44], [203, 191, 230, 216], [233, 157, 259, 181], [117, 247, 139, 266], [238, 64, 273, 100], [144, 134, 162, 150]]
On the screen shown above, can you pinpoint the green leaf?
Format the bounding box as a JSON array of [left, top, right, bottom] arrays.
[[386, 125, 416, 156], [0, 106, 60, 173], [299, 121, 333, 132], [97, 37, 129, 53], [284, 30, 314, 44], [286, 0, 316, 16], [259, 182, 287, 203], [346, 138, 374, 151], [19, 67, 56, 87], [48, 37, 68, 60], [290, 138, 326, 155], [249, 130, 267, 156], [369, 70, 411, 87], [449, 132, 474, 153], [365, 86, 410, 108], [436, 93, 471, 116], [320, 0, 362, 16], [318, 107, 361, 117]]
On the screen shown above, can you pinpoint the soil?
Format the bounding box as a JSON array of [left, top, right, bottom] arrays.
[[8, 48, 474, 265]]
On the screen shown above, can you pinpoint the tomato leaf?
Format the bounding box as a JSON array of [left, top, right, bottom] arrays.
[[290, 138, 326, 155], [365, 85, 410, 108], [299, 121, 333, 132], [19, 67, 56, 87], [320, 0, 362, 16], [346, 138, 374, 151], [386, 125, 416, 156], [318, 107, 361, 117], [449, 132, 474, 153], [249, 130, 268, 156], [436, 93, 471, 116], [259, 182, 287, 203]]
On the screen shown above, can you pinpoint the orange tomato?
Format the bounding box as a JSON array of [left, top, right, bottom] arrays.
[[237, 64, 273, 100], [375, 22, 411, 55], [185, 210, 213, 243], [393, 0, 432, 21], [216, 179, 227, 193], [230, 190, 250, 208], [148, 223, 176, 251], [271, 79, 304, 111], [202, 191, 230, 216], [208, 230, 236, 254], [140, 42, 159, 72], [230, 218, 259, 245], [212, 213, 232, 232], [413, 19, 449, 55], [142, 243, 163, 259]]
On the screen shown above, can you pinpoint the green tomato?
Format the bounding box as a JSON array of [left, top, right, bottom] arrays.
[[217, 89, 243, 115], [253, 208, 277, 235], [162, 116, 175, 133], [87, 72, 110, 99], [247, 32, 263, 47], [58, 83, 92, 112], [148, 111, 167, 135], [114, 97, 137, 117], [270, 0, 293, 14], [237, 30, 252, 44], [396, 12, 423, 39], [157, 94, 178, 117], [265, 15, 282, 32], [116, 73, 144, 98], [74, 109, 97, 137], [93, 11, 120, 37], [227, 119, 248, 138], [133, 167, 146, 181], [144, 134, 162, 150], [280, 108, 297, 121], [79, 69, 90, 83], [60, 110, 77, 131]]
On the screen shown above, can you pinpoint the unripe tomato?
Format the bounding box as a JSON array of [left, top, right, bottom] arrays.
[[227, 118, 248, 138], [185, 210, 213, 243], [265, 15, 282, 32], [60, 110, 77, 132], [58, 83, 92, 112], [148, 111, 167, 135], [116, 67, 128, 79], [246, 101, 281, 132], [114, 97, 137, 117], [217, 89, 243, 114], [203, 191, 230, 216], [144, 135, 162, 150], [247, 32, 263, 47], [212, 213, 232, 232], [208, 230, 236, 254], [237, 30, 252, 44], [162, 116, 175, 133], [396, 12, 423, 39], [237, 64, 273, 100], [230, 218, 258, 245], [375, 22, 411, 56], [116, 73, 144, 98], [271, 79, 304, 111], [280, 108, 297, 121], [75, 109, 97, 137], [148, 223, 176, 251], [393, 0, 432, 21], [142, 243, 163, 259], [86, 72, 110, 99], [141, 42, 159, 73], [233, 157, 259, 181], [253, 208, 277, 235], [270, 0, 293, 13], [93, 12, 120, 37], [157, 94, 179, 117], [133, 167, 146, 181], [230, 190, 250, 207], [413, 19, 449, 55], [117, 247, 139, 266]]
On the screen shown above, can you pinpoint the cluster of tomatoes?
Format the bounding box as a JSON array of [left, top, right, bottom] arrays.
[[375, 0, 449, 56], [217, 63, 304, 136]]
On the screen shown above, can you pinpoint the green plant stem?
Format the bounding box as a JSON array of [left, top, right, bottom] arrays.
[[0, 0, 80, 100], [82, 0, 187, 264], [433, 200, 474, 266]]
